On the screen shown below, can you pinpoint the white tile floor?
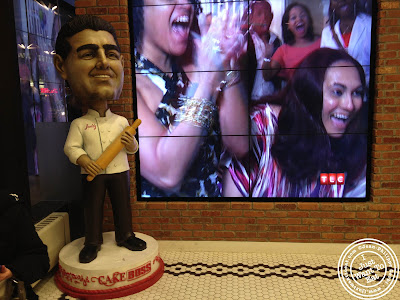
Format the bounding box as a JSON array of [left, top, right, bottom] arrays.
[[34, 242, 400, 300]]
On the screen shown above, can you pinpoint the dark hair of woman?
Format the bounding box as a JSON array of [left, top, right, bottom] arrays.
[[132, 0, 202, 50], [270, 48, 367, 191], [281, 2, 315, 45]]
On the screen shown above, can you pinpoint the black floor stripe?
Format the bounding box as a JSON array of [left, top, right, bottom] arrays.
[[164, 263, 399, 281], [164, 262, 338, 279]]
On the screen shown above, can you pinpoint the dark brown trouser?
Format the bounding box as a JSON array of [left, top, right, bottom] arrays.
[[82, 171, 133, 246]]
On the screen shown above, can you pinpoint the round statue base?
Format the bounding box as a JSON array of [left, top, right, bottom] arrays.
[[55, 232, 164, 299]]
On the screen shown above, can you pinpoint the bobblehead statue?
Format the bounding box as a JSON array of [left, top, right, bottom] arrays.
[[54, 15, 146, 264]]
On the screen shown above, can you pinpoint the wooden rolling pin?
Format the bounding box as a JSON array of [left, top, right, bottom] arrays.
[[87, 119, 141, 181]]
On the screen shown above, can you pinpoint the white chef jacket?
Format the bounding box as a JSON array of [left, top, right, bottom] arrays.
[[64, 109, 132, 175]]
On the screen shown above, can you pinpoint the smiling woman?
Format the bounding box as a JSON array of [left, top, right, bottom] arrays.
[[262, 2, 320, 81], [228, 48, 368, 198], [131, 0, 249, 198], [321, 60, 364, 138]]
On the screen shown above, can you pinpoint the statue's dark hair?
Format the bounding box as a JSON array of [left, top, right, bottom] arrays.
[[281, 2, 315, 45], [132, 0, 202, 50], [270, 48, 367, 188], [55, 15, 120, 60]]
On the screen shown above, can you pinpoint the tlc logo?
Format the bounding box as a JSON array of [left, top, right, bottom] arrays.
[[320, 173, 345, 185]]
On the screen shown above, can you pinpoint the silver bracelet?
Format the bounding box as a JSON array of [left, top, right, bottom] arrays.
[[176, 96, 217, 130]]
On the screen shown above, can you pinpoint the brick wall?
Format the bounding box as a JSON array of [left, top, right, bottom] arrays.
[[75, 0, 400, 243]]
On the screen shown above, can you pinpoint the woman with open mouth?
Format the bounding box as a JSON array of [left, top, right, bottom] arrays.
[[262, 2, 321, 83], [321, 0, 372, 85], [226, 48, 368, 198], [132, 1, 248, 198]]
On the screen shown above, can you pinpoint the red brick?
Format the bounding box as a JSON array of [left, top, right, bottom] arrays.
[[75, 0, 96, 7], [302, 218, 321, 225], [380, 212, 400, 219], [280, 232, 298, 239], [333, 212, 356, 219], [368, 234, 392, 241], [87, 7, 108, 14], [287, 212, 310, 218], [212, 217, 234, 224], [167, 203, 188, 210], [367, 219, 391, 226], [191, 217, 213, 224], [171, 231, 192, 237], [209, 203, 230, 210], [345, 233, 367, 240], [235, 218, 256, 224], [382, 182, 400, 189], [345, 219, 368, 226], [221, 211, 243, 217], [162, 224, 182, 230], [257, 218, 279, 225], [253, 203, 274, 210], [214, 232, 236, 238], [287, 225, 309, 232], [182, 210, 201, 217], [310, 212, 333, 218], [231, 203, 252, 210], [160, 210, 181, 217], [322, 233, 344, 239], [333, 226, 355, 232], [236, 232, 257, 238], [356, 227, 379, 234], [246, 224, 268, 231], [170, 217, 191, 224], [357, 212, 380, 218], [98, 0, 119, 6], [75, 8, 86, 15], [368, 204, 392, 211], [140, 210, 160, 217], [243, 211, 265, 217], [320, 203, 344, 211], [201, 211, 222, 217], [310, 225, 331, 232], [187, 203, 208, 210], [101, 15, 120, 22], [193, 231, 214, 238], [297, 203, 319, 210], [258, 232, 280, 239], [225, 224, 247, 231], [269, 225, 287, 231], [204, 224, 223, 231], [182, 224, 203, 230], [380, 227, 400, 234], [275, 203, 297, 210], [279, 218, 302, 225], [265, 212, 288, 218], [299, 233, 321, 239]]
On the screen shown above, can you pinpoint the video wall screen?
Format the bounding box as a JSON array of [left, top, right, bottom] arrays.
[[129, 0, 374, 201]]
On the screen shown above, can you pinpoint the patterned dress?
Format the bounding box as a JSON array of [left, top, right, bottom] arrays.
[[229, 104, 346, 198], [135, 51, 222, 198]]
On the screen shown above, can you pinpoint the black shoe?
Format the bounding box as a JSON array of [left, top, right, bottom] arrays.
[[79, 245, 101, 263], [117, 236, 147, 251]]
